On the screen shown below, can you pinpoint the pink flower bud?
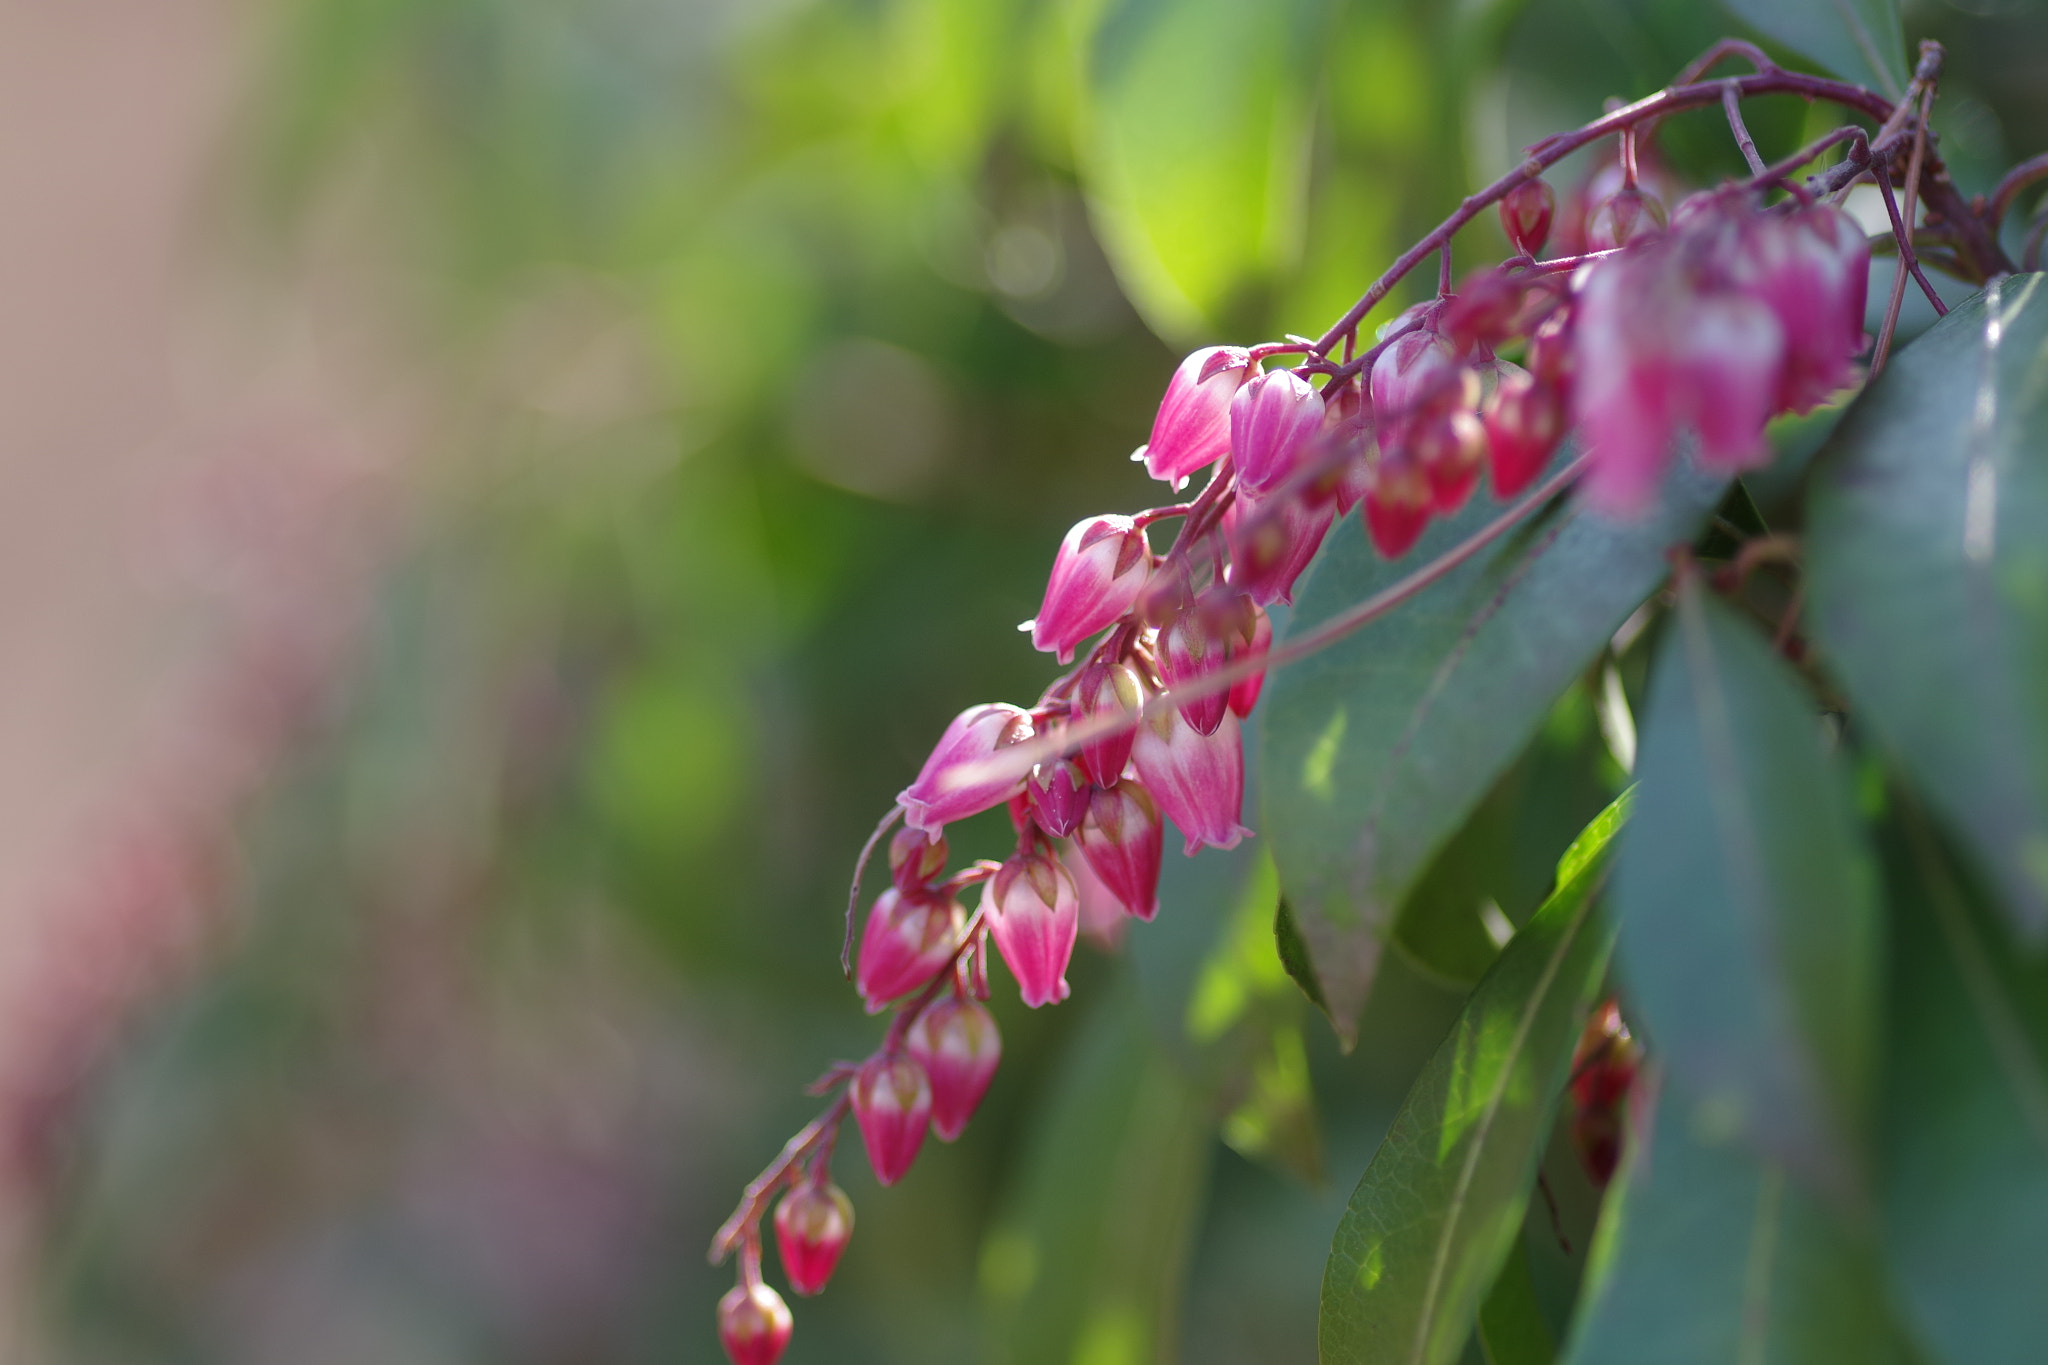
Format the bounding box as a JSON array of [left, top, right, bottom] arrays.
[[1029, 515, 1149, 663], [1226, 488, 1334, 608], [1483, 364, 1566, 498], [1229, 368, 1325, 496], [1074, 660, 1144, 787], [1734, 204, 1869, 415], [1371, 331, 1469, 423], [1140, 346, 1252, 489], [718, 1282, 793, 1365], [1500, 178, 1556, 255], [888, 827, 948, 896], [1076, 779, 1165, 920], [982, 851, 1079, 1008], [1027, 759, 1092, 838], [1311, 377, 1375, 514], [1132, 705, 1251, 855], [1410, 407, 1489, 515], [1066, 846, 1130, 948], [773, 1182, 854, 1296], [1363, 452, 1432, 558], [851, 1053, 932, 1186], [898, 703, 1036, 835], [856, 889, 963, 1011], [1584, 185, 1666, 250], [1158, 612, 1227, 736], [1228, 609, 1272, 718], [906, 996, 1002, 1140]]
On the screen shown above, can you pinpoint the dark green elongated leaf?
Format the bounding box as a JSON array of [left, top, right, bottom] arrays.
[[1879, 807, 2048, 1365], [1477, 1240, 1555, 1365], [1318, 793, 1627, 1365], [1807, 275, 2048, 944], [1612, 579, 1878, 1199], [1069, 0, 1330, 339], [1562, 1074, 1914, 1365], [983, 983, 1214, 1365], [1261, 455, 1721, 1040], [1717, 0, 1907, 99]]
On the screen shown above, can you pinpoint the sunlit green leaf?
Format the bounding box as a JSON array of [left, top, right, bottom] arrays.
[[1561, 1073, 1914, 1365], [1261, 455, 1721, 1040], [1612, 578, 1878, 1199], [1318, 793, 1626, 1365], [1717, 0, 1907, 99], [1807, 274, 2048, 944], [1477, 1240, 1555, 1365], [1879, 808, 2048, 1365]]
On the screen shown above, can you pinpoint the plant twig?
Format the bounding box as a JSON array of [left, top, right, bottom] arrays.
[[1723, 81, 1767, 177]]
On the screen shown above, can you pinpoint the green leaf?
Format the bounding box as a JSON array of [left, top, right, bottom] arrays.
[[1807, 274, 2048, 944], [1561, 1074, 1914, 1365], [1317, 793, 1627, 1365], [1260, 456, 1722, 1040], [1066, 0, 1329, 339], [1611, 578, 1878, 1199], [1878, 807, 2048, 1365], [1717, 0, 1908, 100], [1477, 1240, 1556, 1365], [983, 983, 1214, 1365]]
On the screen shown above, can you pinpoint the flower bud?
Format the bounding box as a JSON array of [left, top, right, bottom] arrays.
[[1158, 612, 1227, 736], [906, 996, 1002, 1140], [888, 827, 949, 896], [718, 1282, 793, 1365], [1500, 178, 1555, 255], [851, 1053, 932, 1186], [1229, 368, 1325, 497], [1067, 846, 1130, 949], [982, 850, 1080, 1007], [774, 1182, 854, 1296], [1074, 660, 1144, 787], [1584, 185, 1666, 251], [1076, 779, 1165, 920], [1733, 204, 1869, 415], [1568, 1000, 1641, 1188], [898, 703, 1035, 835], [1412, 407, 1489, 516], [1482, 364, 1566, 499], [856, 889, 964, 1011], [1027, 759, 1092, 838], [1029, 515, 1149, 663], [1370, 331, 1470, 424], [1311, 377, 1375, 514], [1226, 488, 1334, 608], [1140, 346, 1252, 489], [1363, 452, 1433, 558], [1132, 706, 1251, 855], [1228, 609, 1272, 718]]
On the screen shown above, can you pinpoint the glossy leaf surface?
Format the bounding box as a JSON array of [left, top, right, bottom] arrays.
[[1718, 0, 1907, 99], [1318, 794, 1626, 1365], [1807, 275, 2048, 943], [1612, 579, 1878, 1199]]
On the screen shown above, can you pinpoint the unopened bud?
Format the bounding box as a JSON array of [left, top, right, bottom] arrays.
[[1227, 609, 1273, 719], [718, 1282, 793, 1365], [982, 850, 1080, 1007], [1226, 489, 1335, 609], [856, 889, 963, 1011], [1362, 453, 1433, 559], [888, 827, 949, 895], [851, 1053, 932, 1186], [1158, 613, 1226, 736], [1585, 186, 1666, 251], [1140, 346, 1252, 489], [1500, 178, 1556, 255], [774, 1182, 854, 1296], [1131, 706, 1251, 856], [897, 703, 1035, 835], [1027, 759, 1092, 838], [1076, 779, 1165, 920], [1412, 408, 1489, 516], [1075, 660, 1145, 787], [1229, 368, 1325, 497], [1310, 377, 1375, 515], [1482, 365, 1566, 498], [1030, 515, 1149, 664], [906, 996, 1003, 1140]]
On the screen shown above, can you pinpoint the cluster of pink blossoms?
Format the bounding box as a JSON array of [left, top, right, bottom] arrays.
[[715, 151, 1875, 1365]]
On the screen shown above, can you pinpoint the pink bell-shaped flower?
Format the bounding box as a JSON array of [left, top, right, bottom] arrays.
[[1500, 178, 1556, 256], [1074, 660, 1145, 787], [1227, 488, 1335, 608], [1139, 346, 1252, 489], [1363, 449, 1433, 558], [1230, 368, 1325, 497], [851, 1053, 932, 1186], [906, 995, 1003, 1140], [718, 1282, 793, 1365], [898, 703, 1036, 835], [856, 889, 963, 1011], [773, 1181, 854, 1296], [1483, 363, 1566, 498], [888, 827, 948, 897], [1132, 706, 1252, 855], [1734, 204, 1869, 415], [1371, 330, 1469, 425], [1066, 846, 1130, 948], [982, 851, 1080, 1008], [1228, 609, 1272, 719], [1027, 759, 1091, 838], [1029, 515, 1149, 663], [1157, 612, 1228, 736], [1076, 779, 1165, 920]]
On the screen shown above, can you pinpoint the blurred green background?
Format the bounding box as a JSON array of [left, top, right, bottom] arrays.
[[20, 0, 2048, 1362]]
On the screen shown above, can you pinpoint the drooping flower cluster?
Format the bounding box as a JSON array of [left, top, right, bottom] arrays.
[[713, 93, 1886, 1364]]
